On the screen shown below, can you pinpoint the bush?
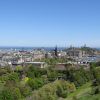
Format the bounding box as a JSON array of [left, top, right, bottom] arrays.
[[0, 87, 21, 100], [27, 66, 41, 78], [27, 78, 44, 90], [31, 80, 76, 100], [8, 72, 19, 82], [19, 85, 32, 97]]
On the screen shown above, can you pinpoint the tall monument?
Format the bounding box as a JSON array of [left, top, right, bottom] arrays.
[[54, 45, 58, 57]]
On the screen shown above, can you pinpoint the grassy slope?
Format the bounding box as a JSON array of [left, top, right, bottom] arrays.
[[64, 82, 92, 100], [79, 94, 100, 100]]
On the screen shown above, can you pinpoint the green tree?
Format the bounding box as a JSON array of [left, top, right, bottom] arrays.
[[19, 85, 32, 97], [27, 78, 44, 90], [47, 68, 58, 81], [0, 87, 21, 100], [8, 72, 19, 82], [27, 65, 41, 78], [0, 88, 14, 100]]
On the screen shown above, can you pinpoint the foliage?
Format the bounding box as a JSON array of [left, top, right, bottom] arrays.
[[31, 80, 76, 100], [27, 78, 44, 90], [0, 87, 22, 100], [92, 67, 100, 95], [27, 65, 45, 78], [15, 65, 23, 72], [65, 68, 92, 87], [0, 61, 100, 100], [8, 72, 19, 82], [41, 58, 67, 65], [47, 68, 58, 81], [19, 85, 32, 97], [0, 68, 8, 76]]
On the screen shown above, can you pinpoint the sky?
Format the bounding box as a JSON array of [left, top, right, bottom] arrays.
[[0, 0, 100, 47]]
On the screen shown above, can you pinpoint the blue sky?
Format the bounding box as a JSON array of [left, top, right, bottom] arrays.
[[0, 0, 100, 47]]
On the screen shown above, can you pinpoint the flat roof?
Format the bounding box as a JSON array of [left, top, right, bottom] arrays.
[[25, 62, 46, 64]]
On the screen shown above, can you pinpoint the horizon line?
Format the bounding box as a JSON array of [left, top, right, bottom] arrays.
[[0, 45, 99, 48]]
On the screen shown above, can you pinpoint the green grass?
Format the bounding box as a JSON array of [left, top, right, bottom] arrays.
[[65, 82, 92, 100], [79, 93, 100, 100]]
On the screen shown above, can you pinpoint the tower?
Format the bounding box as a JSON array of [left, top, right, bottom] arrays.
[[54, 45, 58, 57]]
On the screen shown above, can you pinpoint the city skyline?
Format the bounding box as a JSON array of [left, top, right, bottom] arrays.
[[0, 0, 100, 47]]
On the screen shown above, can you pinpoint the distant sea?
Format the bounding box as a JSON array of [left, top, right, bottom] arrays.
[[0, 46, 66, 51], [0, 46, 100, 51]]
